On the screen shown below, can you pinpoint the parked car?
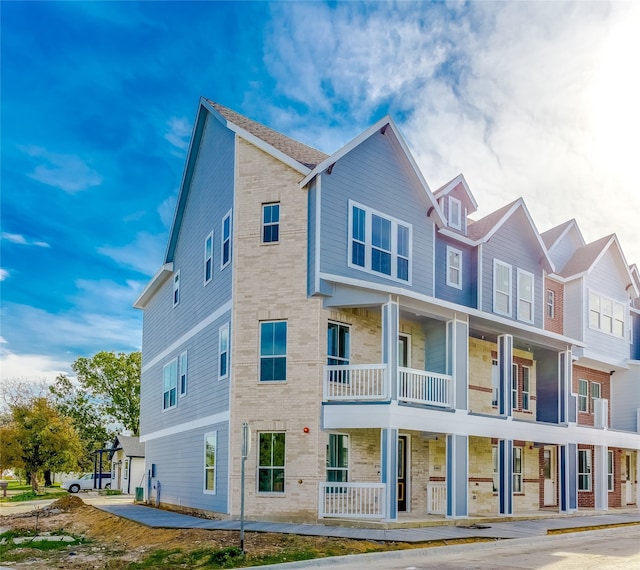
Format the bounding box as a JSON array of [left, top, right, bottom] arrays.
[[62, 473, 111, 493]]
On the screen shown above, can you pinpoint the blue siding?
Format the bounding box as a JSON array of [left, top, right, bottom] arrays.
[[632, 312, 640, 360], [318, 131, 435, 296], [434, 236, 476, 307], [535, 348, 560, 423], [424, 322, 447, 374]]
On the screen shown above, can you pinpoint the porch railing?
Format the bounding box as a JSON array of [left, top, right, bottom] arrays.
[[427, 482, 447, 514], [323, 364, 388, 400], [319, 482, 386, 519], [398, 368, 452, 407]]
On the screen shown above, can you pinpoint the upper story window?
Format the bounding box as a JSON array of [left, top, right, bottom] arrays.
[[446, 246, 462, 289], [204, 232, 213, 284], [262, 203, 280, 243], [591, 381, 601, 411], [578, 379, 588, 412], [221, 210, 232, 269], [348, 201, 412, 283], [327, 322, 350, 366], [522, 366, 530, 411], [493, 260, 512, 316], [219, 323, 229, 380], [179, 351, 188, 396], [517, 269, 534, 323], [546, 289, 555, 319], [589, 291, 624, 337], [173, 270, 180, 307], [163, 358, 177, 410], [260, 321, 287, 382], [448, 196, 462, 230]]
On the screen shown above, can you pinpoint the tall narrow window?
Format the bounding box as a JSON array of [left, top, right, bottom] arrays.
[[607, 450, 614, 492], [204, 232, 213, 284], [522, 366, 530, 411], [221, 211, 231, 268], [163, 359, 177, 410], [397, 225, 410, 281], [371, 214, 392, 275], [578, 449, 591, 491], [517, 269, 534, 323], [446, 246, 462, 288], [327, 434, 349, 483], [578, 379, 588, 412], [173, 270, 180, 307], [494, 260, 512, 316], [327, 322, 350, 366], [179, 351, 188, 396], [204, 432, 217, 493], [492, 446, 499, 492], [258, 432, 285, 493], [491, 359, 499, 407], [546, 289, 555, 319], [262, 203, 280, 243], [512, 363, 518, 411], [351, 205, 366, 268], [513, 447, 523, 493], [589, 292, 601, 329], [219, 323, 229, 380], [591, 382, 601, 413], [124, 459, 129, 480], [448, 196, 462, 230], [260, 321, 287, 382]]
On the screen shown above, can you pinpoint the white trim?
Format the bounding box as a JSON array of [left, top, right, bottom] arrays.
[[172, 270, 180, 307], [204, 231, 214, 285], [134, 263, 174, 309], [259, 320, 288, 382], [261, 202, 280, 244], [179, 351, 188, 397], [446, 245, 463, 289], [218, 322, 230, 380], [517, 268, 535, 324], [437, 228, 476, 246], [221, 209, 232, 270], [448, 196, 462, 230], [204, 431, 217, 494], [493, 259, 512, 317], [162, 358, 178, 411], [142, 299, 232, 372], [140, 410, 230, 442], [315, 176, 322, 294], [588, 289, 626, 338]]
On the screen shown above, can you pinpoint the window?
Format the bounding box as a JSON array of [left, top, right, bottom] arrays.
[[589, 291, 625, 337], [448, 196, 462, 230], [221, 210, 231, 268], [512, 363, 518, 411], [491, 359, 499, 407], [493, 260, 512, 316], [522, 366, 530, 411], [591, 382, 601, 412], [260, 321, 287, 382], [446, 246, 462, 289], [173, 271, 180, 307], [163, 359, 177, 410], [205, 432, 217, 493], [204, 232, 213, 284], [179, 351, 188, 396], [258, 432, 285, 493], [608, 450, 614, 492], [513, 447, 523, 493], [327, 434, 349, 483], [578, 449, 592, 491], [492, 446, 499, 492], [517, 269, 534, 323], [219, 323, 229, 380], [546, 289, 555, 319], [348, 201, 412, 282], [578, 379, 588, 412], [124, 459, 129, 480], [262, 203, 280, 243], [327, 322, 350, 366]]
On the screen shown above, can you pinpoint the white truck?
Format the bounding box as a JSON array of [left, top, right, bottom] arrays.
[[61, 473, 111, 493]]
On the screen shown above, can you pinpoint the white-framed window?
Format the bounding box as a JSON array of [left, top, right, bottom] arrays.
[[262, 203, 280, 243], [492, 445, 499, 492], [546, 289, 555, 319], [448, 196, 462, 230], [607, 450, 614, 492], [124, 459, 129, 480], [517, 269, 534, 323], [513, 447, 523, 493], [162, 358, 178, 410], [204, 432, 217, 493], [512, 363, 518, 411], [589, 291, 625, 337], [491, 359, 499, 407], [327, 433, 349, 483], [522, 366, 530, 411], [260, 321, 287, 382], [219, 323, 229, 380], [578, 379, 588, 413], [179, 351, 188, 396], [173, 270, 180, 307], [446, 246, 462, 289], [578, 449, 592, 491], [591, 381, 601, 413], [221, 210, 232, 269], [204, 231, 213, 284], [348, 201, 412, 283], [258, 432, 285, 493], [493, 260, 512, 316]]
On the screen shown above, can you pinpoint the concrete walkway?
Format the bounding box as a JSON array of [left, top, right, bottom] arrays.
[[97, 503, 640, 543]]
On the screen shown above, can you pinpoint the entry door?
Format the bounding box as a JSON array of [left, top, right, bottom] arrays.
[[398, 334, 411, 368], [398, 435, 408, 512], [543, 447, 556, 506], [626, 454, 634, 504]]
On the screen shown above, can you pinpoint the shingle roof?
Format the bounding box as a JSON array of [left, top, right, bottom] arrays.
[[541, 219, 575, 249], [111, 434, 145, 458], [559, 234, 614, 278], [466, 199, 519, 241], [207, 100, 328, 169]]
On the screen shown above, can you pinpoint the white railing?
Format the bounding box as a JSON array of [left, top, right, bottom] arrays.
[[398, 368, 452, 407], [319, 482, 386, 519], [427, 482, 447, 514], [323, 364, 388, 401]]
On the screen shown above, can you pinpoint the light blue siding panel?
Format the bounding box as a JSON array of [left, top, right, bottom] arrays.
[[318, 132, 435, 296], [434, 236, 476, 307], [424, 322, 447, 375], [610, 366, 640, 432], [549, 229, 582, 272], [563, 280, 583, 340]]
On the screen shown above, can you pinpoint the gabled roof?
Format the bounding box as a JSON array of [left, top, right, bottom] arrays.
[[299, 116, 446, 228], [433, 173, 479, 213], [109, 434, 145, 459], [541, 219, 585, 250]]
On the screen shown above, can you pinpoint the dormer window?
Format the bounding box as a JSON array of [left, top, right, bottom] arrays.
[[448, 197, 462, 230]]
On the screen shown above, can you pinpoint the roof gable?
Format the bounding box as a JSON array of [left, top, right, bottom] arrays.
[[541, 219, 585, 251], [110, 434, 145, 458], [433, 173, 478, 214]]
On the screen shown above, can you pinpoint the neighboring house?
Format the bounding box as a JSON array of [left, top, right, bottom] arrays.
[[108, 435, 145, 494], [135, 98, 640, 524]]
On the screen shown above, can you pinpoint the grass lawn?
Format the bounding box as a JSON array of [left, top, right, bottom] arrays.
[[0, 480, 67, 502]]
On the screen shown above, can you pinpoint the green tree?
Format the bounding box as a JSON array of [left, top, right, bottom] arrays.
[[0, 397, 84, 490]]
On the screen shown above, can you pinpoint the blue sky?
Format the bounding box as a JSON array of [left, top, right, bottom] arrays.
[[2, 1, 639, 382]]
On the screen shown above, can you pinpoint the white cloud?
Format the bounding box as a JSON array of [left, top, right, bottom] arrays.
[[164, 117, 192, 152], [19, 145, 103, 193], [0, 346, 71, 382], [98, 232, 167, 276], [1, 232, 51, 248], [0, 269, 8, 281], [157, 191, 178, 229]]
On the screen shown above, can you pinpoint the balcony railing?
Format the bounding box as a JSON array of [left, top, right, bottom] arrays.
[[318, 482, 386, 519], [427, 482, 447, 514], [398, 368, 452, 408]]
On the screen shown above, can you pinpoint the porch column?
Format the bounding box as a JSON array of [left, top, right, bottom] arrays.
[[559, 444, 578, 513], [380, 428, 399, 521], [447, 317, 469, 410], [558, 349, 572, 424], [446, 434, 468, 518], [594, 445, 609, 510], [382, 300, 399, 401], [497, 334, 513, 417], [498, 439, 513, 515]]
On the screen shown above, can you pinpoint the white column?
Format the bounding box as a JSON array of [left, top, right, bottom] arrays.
[[594, 446, 609, 510]]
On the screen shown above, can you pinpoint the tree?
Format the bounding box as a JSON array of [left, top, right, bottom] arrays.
[[0, 397, 84, 490]]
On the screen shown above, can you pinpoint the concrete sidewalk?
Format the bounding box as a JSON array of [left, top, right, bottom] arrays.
[[96, 503, 640, 543]]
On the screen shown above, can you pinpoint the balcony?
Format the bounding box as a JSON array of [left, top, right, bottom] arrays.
[[323, 364, 453, 408]]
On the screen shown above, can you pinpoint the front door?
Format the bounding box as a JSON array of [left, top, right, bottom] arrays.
[[398, 334, 411, 368], [543, 447, 556, 506], [626, 454, 634, 505], [397, 435, 408, 512]]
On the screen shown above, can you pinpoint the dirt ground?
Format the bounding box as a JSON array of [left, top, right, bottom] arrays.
[[0, 496, 419, 569]]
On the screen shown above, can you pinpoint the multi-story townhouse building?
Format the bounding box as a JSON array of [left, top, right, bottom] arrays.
[[135, 98, 640, 523]]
